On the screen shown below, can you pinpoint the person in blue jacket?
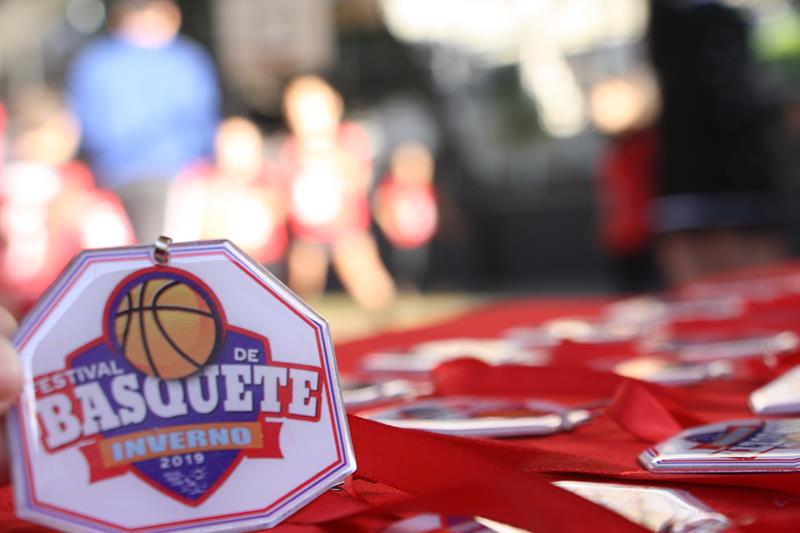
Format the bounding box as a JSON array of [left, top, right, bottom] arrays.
[[68, 0, 220, 243]]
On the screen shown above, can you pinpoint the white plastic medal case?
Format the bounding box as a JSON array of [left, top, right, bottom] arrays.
[[553, 481, 730, 533], [7, 239, 355, 533], [613, 356, 732, 386], [640, 419, 800, 473], [360, 396, 592, 438], [652, 331, 799, 363], [340, 375, 433, 409], [750, 366, 800, 415], [605, 295, 743, 328], [503, 317, 640, 349]]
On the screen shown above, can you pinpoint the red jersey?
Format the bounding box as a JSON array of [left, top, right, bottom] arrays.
[[281, 123, 372, 244], [166, 162, 289, 264], [0, 160, 134, 317], [376, 178, 438, 248], [597, 128, 658, 255]]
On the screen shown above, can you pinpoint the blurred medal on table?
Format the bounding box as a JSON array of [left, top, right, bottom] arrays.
[[383, 514, 526, 532], [7, 238, 354, 533], [647, 331, 799, 362], [340, 375, 433, 408], [503, 317, 640, 350], [362, 338, 547, 374], [613, 355, 732, 385], [640, 419, 800, 473], [605, 295, 743, 326], [554, 481, 730, 533], [360, 396, 591, 437]]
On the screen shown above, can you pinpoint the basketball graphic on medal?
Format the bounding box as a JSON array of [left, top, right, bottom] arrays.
[[107, 269, 225, 379]]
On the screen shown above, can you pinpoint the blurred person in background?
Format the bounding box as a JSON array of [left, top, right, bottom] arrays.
[[68, 0, 220, 244], [0, 103, 6, 168], [282, 75, 395, 311], [591, 72, 662, 293], [648, 0, 787, 286], [0, 88, 134, 318], [165, 116, 289, 276], [0, 303, 21, 482], [374, 141, 439, 291]]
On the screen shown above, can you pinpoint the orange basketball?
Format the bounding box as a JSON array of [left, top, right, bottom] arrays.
[[114, 278, 220, 379]]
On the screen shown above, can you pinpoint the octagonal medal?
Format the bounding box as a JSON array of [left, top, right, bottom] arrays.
[[7, 239, 355, 532]]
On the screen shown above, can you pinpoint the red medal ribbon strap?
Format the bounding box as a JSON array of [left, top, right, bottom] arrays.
[[79, 419, 282, 482], [292, 416, 766, 532], [321, 479, 653, 533], [606, 381, 705, 443], [432, 360, 710, 444], [548, 339, 639, 368], [289, 415, 651, 533], [401, 360, 800, 497], [432, 360, 626, 399]]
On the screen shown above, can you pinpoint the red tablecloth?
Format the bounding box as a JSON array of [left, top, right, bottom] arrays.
[[5, 290, 800, 532]]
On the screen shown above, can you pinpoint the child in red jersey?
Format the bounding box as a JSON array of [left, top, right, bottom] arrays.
[[166, 116, 289, 275], [375, 142, 438, 289], [591, 75, 662, 293], [281, 76, 395, 310], [0, 88, 134, 317]]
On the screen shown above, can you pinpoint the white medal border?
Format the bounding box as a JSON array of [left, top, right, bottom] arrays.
[[7, 240, 356, 533], [553, 481, 730, 533], [639, 418, 800, 473], [750, 366, 800, 415]]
